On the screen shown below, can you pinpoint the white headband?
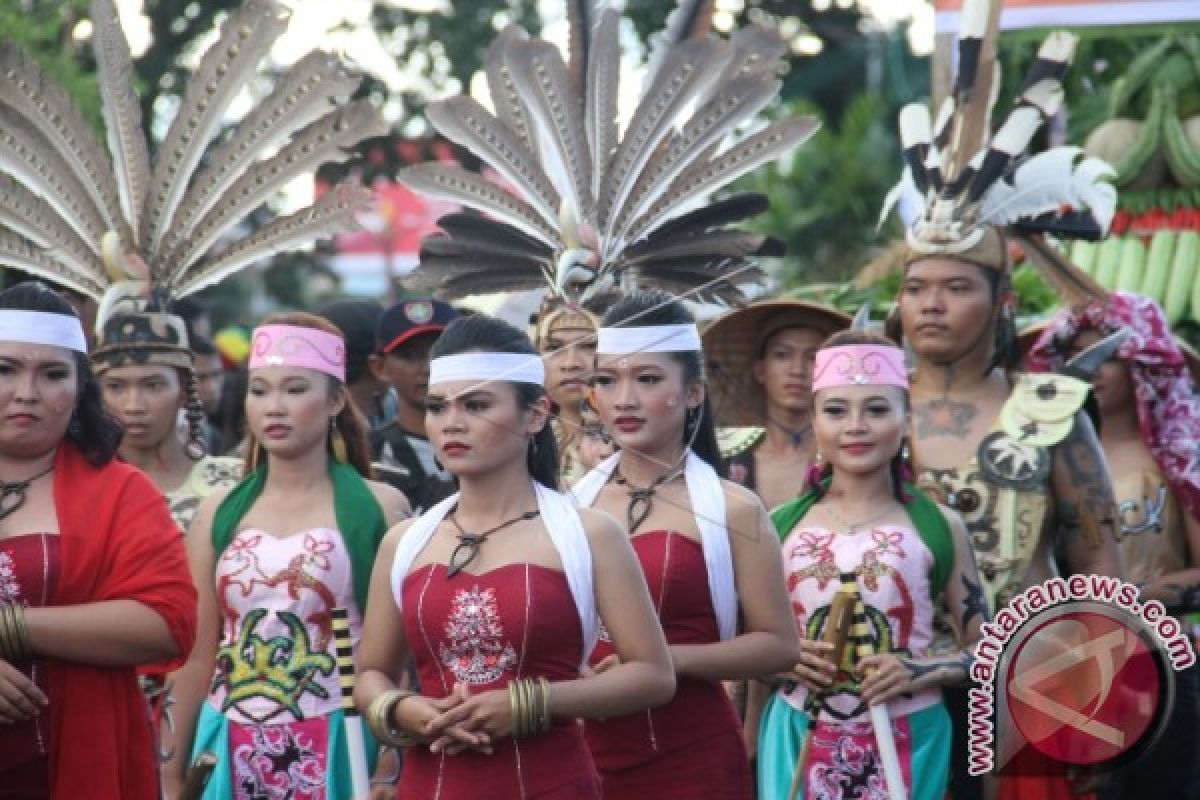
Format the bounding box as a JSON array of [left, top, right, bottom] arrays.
[[595, 323, 702, 355], [0, 310, 88, 353], [429, 352, 546, 387]]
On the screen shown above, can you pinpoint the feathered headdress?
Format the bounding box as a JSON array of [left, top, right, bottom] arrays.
[[0, 0, 384, 328], [880, 0, 1116, 266], [400, 0, 819, 305]]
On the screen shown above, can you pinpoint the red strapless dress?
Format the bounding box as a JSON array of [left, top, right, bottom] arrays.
[[399, 562, 601, 800], [0, 534, 60, 799], [584, 531, 751, 799]]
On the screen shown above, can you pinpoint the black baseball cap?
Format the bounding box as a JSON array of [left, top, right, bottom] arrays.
[[376, 298, 457, 354]]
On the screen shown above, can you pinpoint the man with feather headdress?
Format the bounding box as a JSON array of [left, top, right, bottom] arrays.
[[0, 0, 386, 787], [878, 1, 1125, 797]]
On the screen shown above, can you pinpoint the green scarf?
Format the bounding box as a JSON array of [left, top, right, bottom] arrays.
[[770, 482, 954, 598], [212, 460, 387, 613]]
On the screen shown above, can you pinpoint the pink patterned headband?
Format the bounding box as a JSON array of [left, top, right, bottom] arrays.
[[812, 345, 908, 392], [249, 324, 346, 382]]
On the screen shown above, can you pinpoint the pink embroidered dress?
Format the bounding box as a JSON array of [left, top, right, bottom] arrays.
[[195, 528, 364, 799], [398, 562, 601, 799], [759, 523, 949, 800], [0, 534, 59, 799]]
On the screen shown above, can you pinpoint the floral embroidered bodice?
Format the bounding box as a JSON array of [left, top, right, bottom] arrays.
[[780, 524, 939, 721], [210, 528, 361, 725]]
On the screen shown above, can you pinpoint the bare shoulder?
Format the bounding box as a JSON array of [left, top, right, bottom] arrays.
[[721, 478, 768, 524], [365, 479, 412, 522], [577, 506, 625, 547], [381, 516, 418, 550], [934, 502, 968, 537]]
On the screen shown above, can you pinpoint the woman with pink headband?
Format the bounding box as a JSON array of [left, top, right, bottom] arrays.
[[758, 330, 985, 800], [164, 313, 410, 800]]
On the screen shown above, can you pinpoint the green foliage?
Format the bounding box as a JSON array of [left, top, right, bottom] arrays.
[[0, 1, 99, 126], [734, 93, 904, 286]]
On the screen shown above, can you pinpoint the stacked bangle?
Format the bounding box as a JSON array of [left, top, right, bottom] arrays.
[[0, 603, 31, 662], [508, 677, 553, 739], [366, 689, 420, 748]]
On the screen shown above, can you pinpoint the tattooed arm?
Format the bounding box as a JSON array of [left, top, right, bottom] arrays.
[[859, 506, 987, 703], [1050, 412, 1124, 580], [1142, 508, 1200, 611]]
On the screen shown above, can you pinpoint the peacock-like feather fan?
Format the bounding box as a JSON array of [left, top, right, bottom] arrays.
[[881, 0, 1112, 255], [403, 0, 816, 306], [0, 0, 380, 333]]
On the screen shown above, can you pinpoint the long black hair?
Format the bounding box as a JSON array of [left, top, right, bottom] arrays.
[[0, 282, 123, 466], [430, 313, 560, 489], [600, 289, 724, 475]]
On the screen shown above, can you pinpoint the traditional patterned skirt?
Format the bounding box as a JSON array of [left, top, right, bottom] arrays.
[[757, 693, 950, 800]]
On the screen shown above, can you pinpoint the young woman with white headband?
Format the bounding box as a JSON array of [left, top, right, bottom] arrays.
[[164, 312, 409, 800], [0, 283, 196, 799], [355, 314, 674, 799], [573, 289, 799, 799]]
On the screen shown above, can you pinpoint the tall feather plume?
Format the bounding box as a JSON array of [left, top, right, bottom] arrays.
[[0, 43, 127, 243], [485, 27, 539, 159], [976, 148, 1116, 231], [166, 100, 387, 277], [611, 74, 781, 244], [946, 0, 1001, 184], [566, 0, 602, 98], [0, 174, 105, 281], [175, 181, 370, 297], [627, 116, 820, 246], [599, 39, 732, 242], [509, 38, 593, 227], [586, 9, 621, 198], [161, 50, 360, 254], [0, 106, 108, 254], [645, 0, 717, 83], [0, 230, 105, 298], [405, 4, 813, 305], [140, 0, 290, 253], [91, 0, 152, 241], [399, 164, 561, 246], [426, 96, 560, 226], [898, 104, 933, 195]]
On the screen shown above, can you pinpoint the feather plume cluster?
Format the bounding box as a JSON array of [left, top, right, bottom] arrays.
[[401, 0, 818, 305], [880, 0, 1115, 254], [0, 0, 382, 328]]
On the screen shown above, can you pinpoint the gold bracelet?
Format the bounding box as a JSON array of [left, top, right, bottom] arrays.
[[367, 690, 419, 748], [537, 676, 552, 734], [0, 604, 30, 662]]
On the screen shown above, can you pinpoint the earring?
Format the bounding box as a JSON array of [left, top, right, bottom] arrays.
[[67, 413, 82, 439], [530, 436, 539, 457], [331, 418, 348, 463], [805, 451, 826, 490]]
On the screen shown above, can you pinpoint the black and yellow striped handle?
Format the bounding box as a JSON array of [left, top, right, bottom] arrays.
[[332, 607, 357, 715]]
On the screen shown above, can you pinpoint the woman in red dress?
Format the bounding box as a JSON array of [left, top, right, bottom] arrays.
[[0, 283, 196, 800], [355, 314, 675, 800], [573, 290, 801, 799]]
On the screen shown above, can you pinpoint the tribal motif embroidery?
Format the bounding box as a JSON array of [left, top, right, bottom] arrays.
[[230, 717, 328, 799], [214, 609, 336, 723], [807, 718, 912, 800], [439, 585, 518, 685]]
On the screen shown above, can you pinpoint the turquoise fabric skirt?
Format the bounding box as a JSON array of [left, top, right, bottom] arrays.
[[190, 701, 378, 799], [756, 694, 950, 800]]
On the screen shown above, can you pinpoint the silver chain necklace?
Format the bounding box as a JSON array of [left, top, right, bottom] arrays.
[[818, 500, 901, 534]]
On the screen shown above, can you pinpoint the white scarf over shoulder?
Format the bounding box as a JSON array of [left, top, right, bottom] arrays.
[[571, 450, 737, 641]]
